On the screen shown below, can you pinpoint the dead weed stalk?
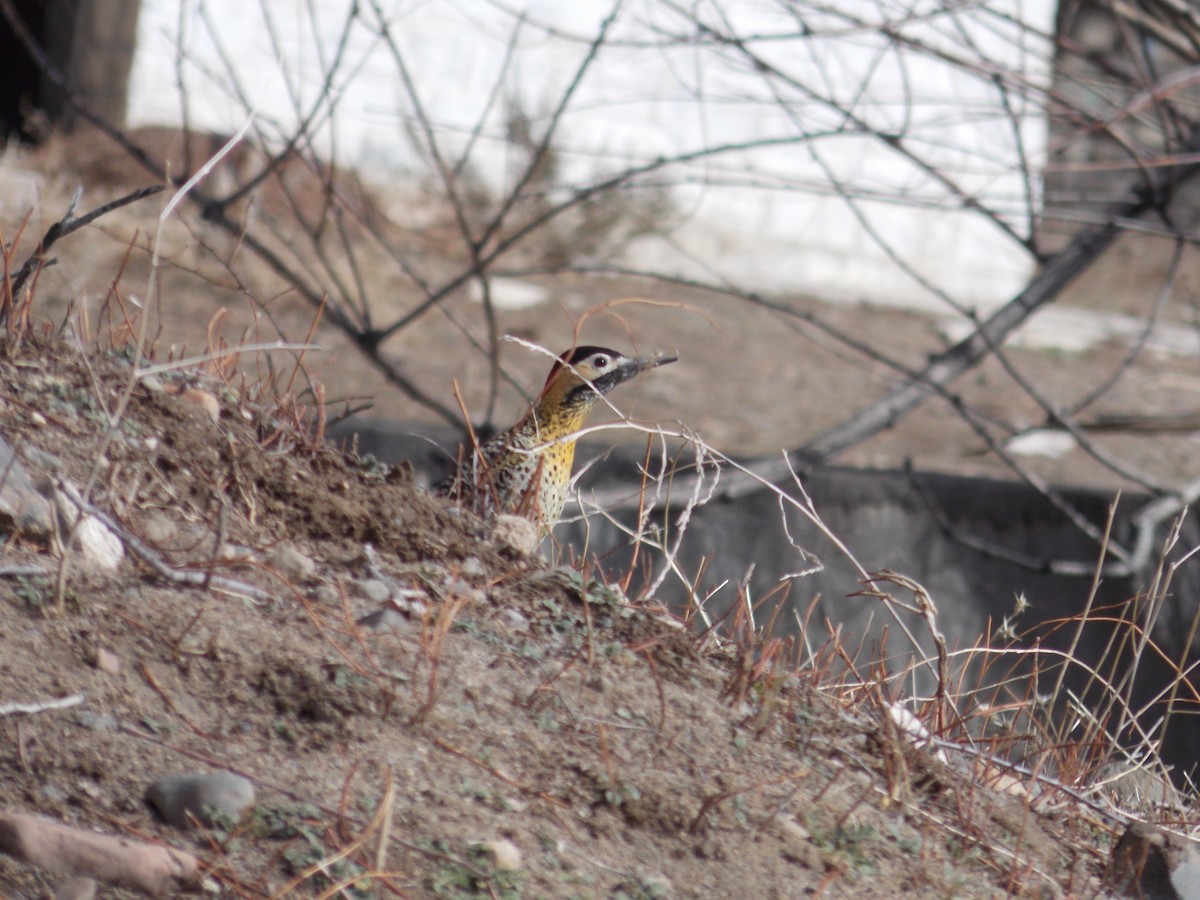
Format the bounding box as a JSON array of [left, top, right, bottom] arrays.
[[569, 415, 1200, 891], [410, 577, 471, 723]]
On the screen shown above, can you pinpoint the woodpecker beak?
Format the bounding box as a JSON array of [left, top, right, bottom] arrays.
[[613, 352, 676, 386], [633, 352, 677, 373]]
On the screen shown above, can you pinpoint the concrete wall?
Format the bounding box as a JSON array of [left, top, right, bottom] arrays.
[[573, 460, 1200, 772]]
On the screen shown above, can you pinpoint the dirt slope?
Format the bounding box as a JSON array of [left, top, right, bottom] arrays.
[[0, 332, 1126, 898], [0, 125, 1170, 898]]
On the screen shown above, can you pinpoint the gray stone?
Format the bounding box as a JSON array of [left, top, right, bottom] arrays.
[[0, 435, 52, 533], [268, 542, 316, 580], [492, 514, 539, 556], [357, 578, 392, 604], [94, 648, 121, 676], [443, 577, 485, 605], [460, 556, 487, 578], [312, 584, 340, 605], [1174, 856, 1200, 900], [146, 772, 256, 829], [1108, 821, 1200, 900], [23, 445, 64, 473], [139, 511, 178, 545], [218, 543, 255, 562], [641, 873, 672, 898], [475, 838, 522, 871], [52, 485, 124, 572], [498, 608, 530, 632], [356, 607, 410, 632], [73, 712, 119, 733]]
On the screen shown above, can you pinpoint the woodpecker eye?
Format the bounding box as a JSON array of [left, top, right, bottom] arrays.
[[591, 354, 610, 369]]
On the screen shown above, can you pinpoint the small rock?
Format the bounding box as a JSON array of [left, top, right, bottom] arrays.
[[23, 445, 64, 472], [94, 647, 121, 675], [642, 873, 672, 897], [774, 818, 822, 870], [218, 543, 255, 563], [1108, 821, 1199, 900], [989, 773, 1028, 798], [492, 514, 539, 556], [460, 556, 487, 578], [357, 578, 393, 604], [269, 542, 316, 580], [498, 608, 530, 633], [886, 702, 948, 762], [179, 388, 220, 424], [140, 374, 165, 393], [72, 517, 124, 570], [140, 511, 178, 545], [356, 607, 411, 632], [477, 838, 522, 871], [146, 772, 256, 829], [1173, 854, 1200, 899], [0, 436, 52, 532], [30, 411, 47, 426], [443, 577, 485, 605], [776, 817, 810, 843], [312, 584, 340, 605], [73, 712, 119, 733], [393, 588, 430, 615], [53, 486, 123, 571]]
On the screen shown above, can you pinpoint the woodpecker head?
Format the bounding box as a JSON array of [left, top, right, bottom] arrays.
[[538, 346, 677, 412]]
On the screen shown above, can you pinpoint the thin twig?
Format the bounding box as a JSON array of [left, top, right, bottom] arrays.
[[6, 186, 164, 311], [56, 480, 274, 603]]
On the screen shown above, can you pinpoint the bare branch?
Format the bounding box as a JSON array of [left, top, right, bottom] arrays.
[[5, 186, 164, 308]]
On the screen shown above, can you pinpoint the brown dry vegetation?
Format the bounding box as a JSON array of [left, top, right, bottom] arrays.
[[11, 125, 1200, 493], [0, 131, 1189, 899], [0, 340, 1116, 898]]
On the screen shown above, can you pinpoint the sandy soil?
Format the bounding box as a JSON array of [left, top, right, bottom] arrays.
[[0, 129, 1184, 898], [0, 334, 1117, 899]]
